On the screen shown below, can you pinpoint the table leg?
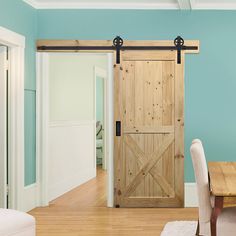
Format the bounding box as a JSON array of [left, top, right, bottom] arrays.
[[211, 196, 224, 236]]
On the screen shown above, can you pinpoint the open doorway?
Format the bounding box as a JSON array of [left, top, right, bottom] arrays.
[[37, 52, 114, 207]]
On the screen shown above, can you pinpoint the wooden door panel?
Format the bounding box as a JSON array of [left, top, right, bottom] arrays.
[[122, 60, 174, 128], [114, 50, 184, 207], [124, 133, 174, 197]]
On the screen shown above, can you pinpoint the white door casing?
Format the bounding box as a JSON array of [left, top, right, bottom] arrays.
[[0, 46, 8, 208], [0, 27, 31, 211]]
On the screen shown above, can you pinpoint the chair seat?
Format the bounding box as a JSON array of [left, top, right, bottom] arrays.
[[0, 209, 35, 236], [217, 207, 236, 236]]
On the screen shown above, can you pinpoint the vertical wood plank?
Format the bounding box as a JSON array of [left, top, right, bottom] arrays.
[[174, 52, 185, 206], [114, 52, 124, 207], [162, 61, 175, 195], [123, 62, 136, 191], [134, 61, 145, 196], [153, 62, 163, 197], [143, 61, 153, 197]]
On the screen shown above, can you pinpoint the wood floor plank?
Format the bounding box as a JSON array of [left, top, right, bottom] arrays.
[[29, 167, 198, 236]]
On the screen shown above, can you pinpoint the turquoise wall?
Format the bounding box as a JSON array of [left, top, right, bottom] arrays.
[[2, 5, 236, 184], [37, 10, 236, 182], [96, 76, 104, 124], [24, 91, 36, 185], [0, 0, 37, 186]]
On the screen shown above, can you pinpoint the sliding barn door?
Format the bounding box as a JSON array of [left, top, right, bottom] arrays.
[[114, 50, 184, 207]]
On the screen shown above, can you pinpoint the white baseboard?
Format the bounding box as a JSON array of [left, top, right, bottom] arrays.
[[185, 182, 198, 207], [49, 167, 96, 201]]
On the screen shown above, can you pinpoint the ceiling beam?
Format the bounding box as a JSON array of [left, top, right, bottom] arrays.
[[177, 0, 193, 10]]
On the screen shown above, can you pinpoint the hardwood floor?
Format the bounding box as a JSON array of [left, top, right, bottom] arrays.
[[30, 167, 198, 236]]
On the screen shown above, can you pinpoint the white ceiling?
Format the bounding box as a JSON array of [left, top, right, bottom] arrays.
[[22, 0, 236, 9]]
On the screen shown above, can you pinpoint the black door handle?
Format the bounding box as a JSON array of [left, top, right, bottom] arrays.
[[116, 121, 121, 136]]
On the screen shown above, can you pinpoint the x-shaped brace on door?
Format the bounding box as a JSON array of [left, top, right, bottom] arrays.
[[123, 134, 175, 198]]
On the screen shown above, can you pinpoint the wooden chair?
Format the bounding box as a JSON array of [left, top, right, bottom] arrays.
[[190, 139, 236, 236]]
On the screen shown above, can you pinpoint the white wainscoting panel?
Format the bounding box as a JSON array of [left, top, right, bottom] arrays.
[[48, 120, 96, 201]]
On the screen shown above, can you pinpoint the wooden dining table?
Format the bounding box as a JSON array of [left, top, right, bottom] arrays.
[[208, 162, 236, 236]]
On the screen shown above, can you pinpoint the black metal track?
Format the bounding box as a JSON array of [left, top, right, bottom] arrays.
[[37, 45, 198, 51], [37, 36, 198, 64]]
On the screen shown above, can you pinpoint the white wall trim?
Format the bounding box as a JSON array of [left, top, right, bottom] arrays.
[[0, 27, 27, 211], [36, 53, 50, 207], [193, 2, 236, 10], [23, 0, 236, 10], [185, 182, 198, 207], [0, 46, 8, 208], [106, 54, 114, 207], [22, 0, 179, 9], [0, 27, 25, 47], [23, 0, 39, 8]]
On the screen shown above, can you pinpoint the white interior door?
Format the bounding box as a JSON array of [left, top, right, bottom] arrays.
[[0, 45, 8, 208]]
